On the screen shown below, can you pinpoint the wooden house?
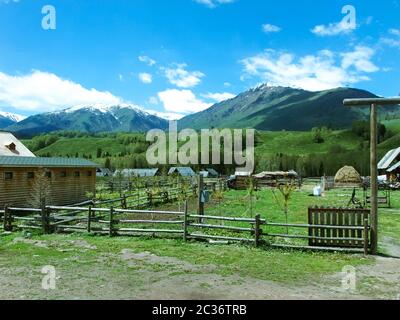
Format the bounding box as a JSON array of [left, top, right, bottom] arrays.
[[96, 167, 113, 177], [253, 170, 299, 188], [199, 168, 219, 178], [0, 156, 99, 208], [378, 147, 400, 181], [168, 167, 196, 177], [115, 168, 160, 178]]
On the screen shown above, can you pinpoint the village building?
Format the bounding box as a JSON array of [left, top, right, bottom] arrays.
[[96, 167, 113, 177], [378, 147, 400, 181], [168, 167, 196, 177], [0, 156, 99, 208], [199, 168, 219, 178], [114, 168, 160, 178], [253, 170, 299, 188]]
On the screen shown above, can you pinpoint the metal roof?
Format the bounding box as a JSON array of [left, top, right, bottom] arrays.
[[0, 156, 100, 168], [115, 168, 159, 177], [378, 147, 400, 170], [388, 161, 400, 173], [168, 167, 196, 177]]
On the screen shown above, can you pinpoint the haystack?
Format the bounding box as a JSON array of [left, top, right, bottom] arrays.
[[334, 166, 362, 186]]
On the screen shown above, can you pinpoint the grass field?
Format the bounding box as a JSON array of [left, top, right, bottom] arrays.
[[1, 187, 399, 299]]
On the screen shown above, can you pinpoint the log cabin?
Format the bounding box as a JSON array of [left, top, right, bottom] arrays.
[[0, 156, 99, 208]]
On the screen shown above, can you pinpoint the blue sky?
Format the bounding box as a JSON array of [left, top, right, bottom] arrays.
[[0, 0, 400, 119]]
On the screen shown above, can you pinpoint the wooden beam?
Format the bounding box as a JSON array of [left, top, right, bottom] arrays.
[[370, 103, 378, 255], [344, 98, 400, 107]]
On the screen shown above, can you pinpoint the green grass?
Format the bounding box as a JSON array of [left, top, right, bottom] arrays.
[[255, 130, 361, 156], [0, 232, 370, 284], [34, 137, 128, 158]]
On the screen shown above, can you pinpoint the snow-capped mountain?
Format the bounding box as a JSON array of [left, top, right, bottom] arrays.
[[0, 111, 27, 129], [5, 104, 168, 136]]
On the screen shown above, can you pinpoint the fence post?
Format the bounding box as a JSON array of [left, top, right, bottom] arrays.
[[41, 202, 47, 234], [197, 174, 204, 223], [254, 214, 261, 247], [46, 206, 52, 233], [183, 200, 188, 242], [364, 218, 369, 256], [2, 206, 6, 231], [4, 206, 12, 232], [121, 194, 127, 209], [87, 206, 92, 233], [109, 207, 114, 237]]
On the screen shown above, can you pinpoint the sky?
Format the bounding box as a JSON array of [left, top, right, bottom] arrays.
[[0, 0, 400, 120]]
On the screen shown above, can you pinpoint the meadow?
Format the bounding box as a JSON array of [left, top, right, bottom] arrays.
[[1, 186, 399, 299]]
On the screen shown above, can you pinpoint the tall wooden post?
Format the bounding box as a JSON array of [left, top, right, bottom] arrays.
[[370, 104, 378, 255], [344, 97, 400, 255]]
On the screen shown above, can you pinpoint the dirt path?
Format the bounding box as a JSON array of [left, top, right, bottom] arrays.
[[1, 240, 400, 300]]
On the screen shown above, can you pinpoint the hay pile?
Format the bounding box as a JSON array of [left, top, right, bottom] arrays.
[[334, 166, 362, 186]]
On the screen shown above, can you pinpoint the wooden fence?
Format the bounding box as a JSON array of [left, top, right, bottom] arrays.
[[2, 203, 371, 254], [262, 207, 370, 255], [2, 203, 266, 247], [89, 187, 195, 210]]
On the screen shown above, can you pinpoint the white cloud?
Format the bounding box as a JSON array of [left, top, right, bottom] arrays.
[[241, 46, 379, 91], [381, 29, 400, 48], [163, 63, 205, 88], [138, 72, 153, 84], [202, 92, 236, 102], [149, 111, 185, 121], [311, 21, 354, 37], [262, 24, 281, 34], [0, 70, 124, 112], [158, 89, 212, 114], [223, 82, 232, 87], [138, 55, 156, 66], [194, 0, 234, 9]]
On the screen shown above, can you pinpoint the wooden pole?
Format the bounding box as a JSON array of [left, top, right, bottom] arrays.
[[364, 218, 369, 256], [87, 206, 92, 233], [255, 214, 261, 247], [183, 200, 188, 242], [197, 174, 204, 223], [370, 103, 378, 255], [109, 207, 114, 237]]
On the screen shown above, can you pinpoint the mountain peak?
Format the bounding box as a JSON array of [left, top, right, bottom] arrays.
[[0, 111, 26, 123]]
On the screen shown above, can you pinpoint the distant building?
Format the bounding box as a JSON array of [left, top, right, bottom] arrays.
[[199, 168, 219, 178], [168, 167, 196, 177], [0, 156, 99, 208], [0, 132, 36, 157], [96, 167, 113, 177], [378, 147, 400, 181], [114, 168, 160, 178]]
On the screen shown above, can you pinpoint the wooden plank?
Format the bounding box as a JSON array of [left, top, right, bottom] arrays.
[[189, 223, 253, 232], [189, 233, 255, 243]]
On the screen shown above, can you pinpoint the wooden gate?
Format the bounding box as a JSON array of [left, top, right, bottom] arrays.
[[308, 207, 370, 250]]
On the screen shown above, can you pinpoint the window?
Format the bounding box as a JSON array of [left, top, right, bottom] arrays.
[[4, 172, 13, 180], [74, 171, 80, 177], [60, 171, 67, 178], [27, 172, 34, 179], [87, 171, 92, 177], [45, 171, 52, 178]]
